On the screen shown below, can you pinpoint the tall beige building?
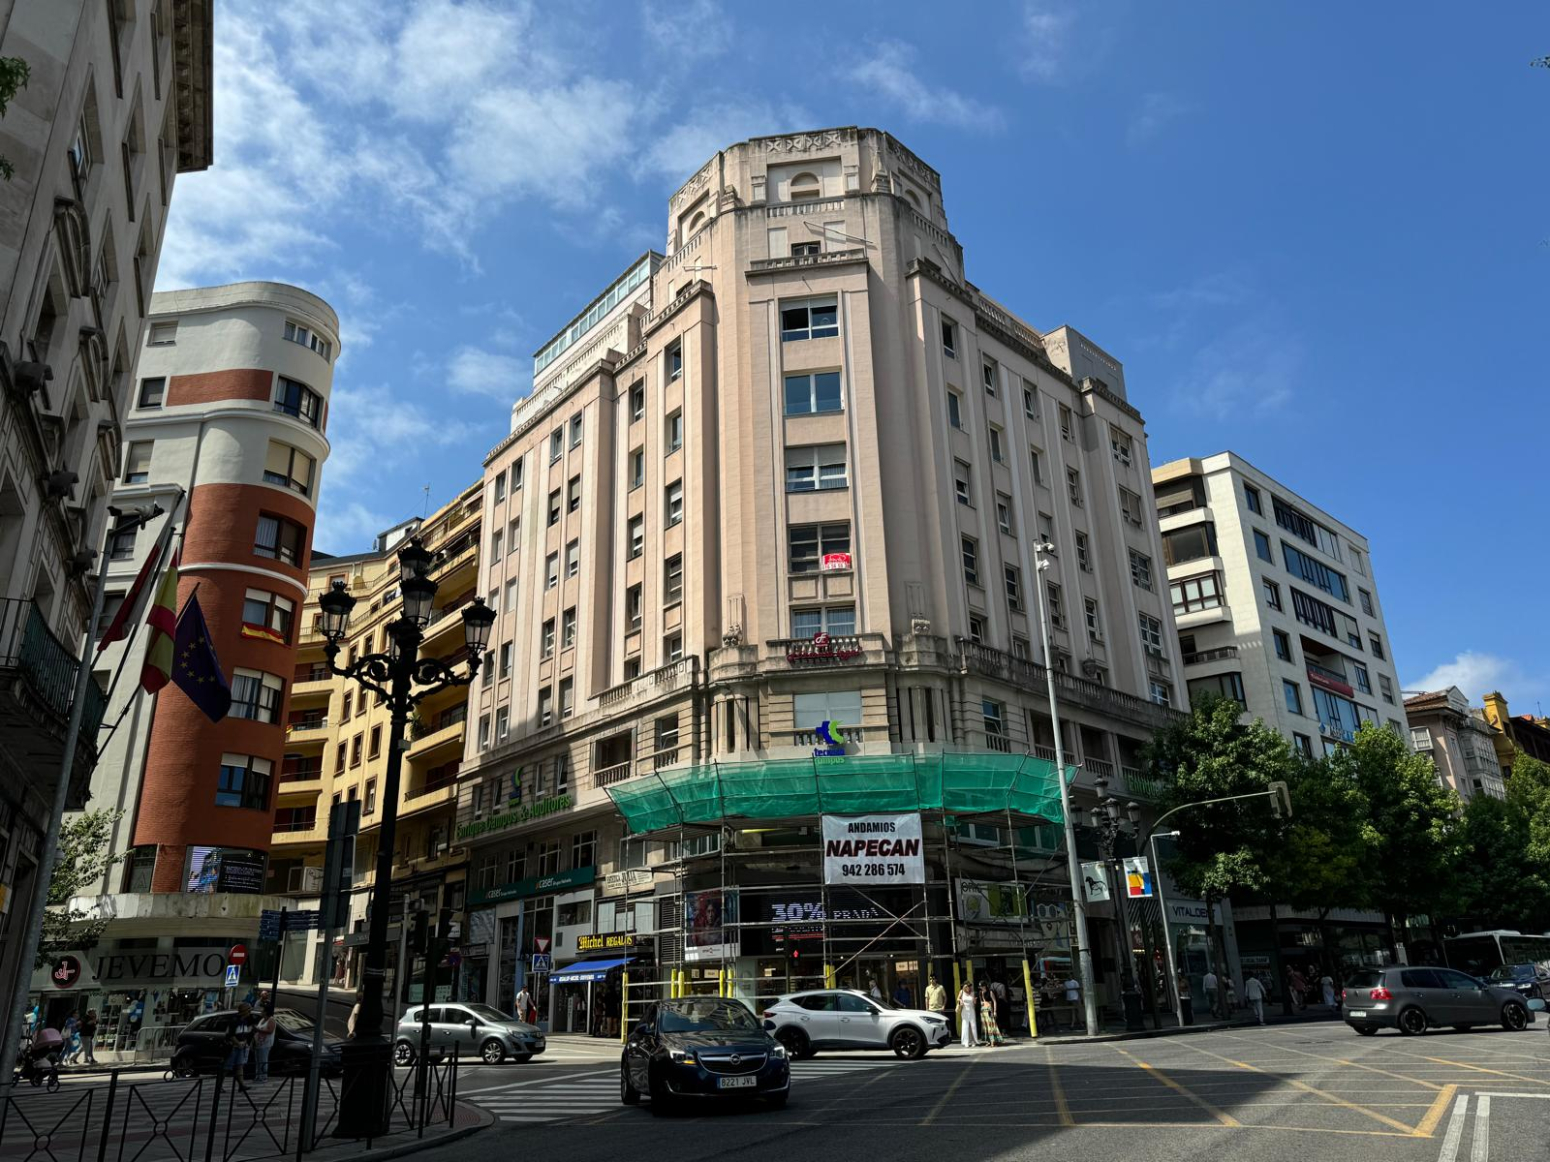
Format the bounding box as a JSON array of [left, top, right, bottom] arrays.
[[453, 127, 1181, 1022]]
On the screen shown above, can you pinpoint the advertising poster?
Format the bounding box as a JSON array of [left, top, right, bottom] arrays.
[[1123, 856, 1153, 898], [683, 887, 740, 962], [1080, 861, 1111, 902], [821, 813, 925, 885], [957, 879, 1031, 925]]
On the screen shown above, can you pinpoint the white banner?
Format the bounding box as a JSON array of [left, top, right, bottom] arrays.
[[822, 813, 925, 885], [1080, 861, 1111, 902]]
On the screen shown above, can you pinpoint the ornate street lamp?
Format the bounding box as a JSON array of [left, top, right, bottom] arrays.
[[323, 536, 495, 1138], [1089, 774, 1146, 1032]]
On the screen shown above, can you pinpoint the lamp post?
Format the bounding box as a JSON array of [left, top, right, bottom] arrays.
[[320, 537, 495, 1139], [1032, 539, 1098, 1036], [1089, 775, 1145, 1032]]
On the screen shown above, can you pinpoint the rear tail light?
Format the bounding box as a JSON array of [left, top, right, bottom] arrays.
[[1369, 986, 1392, 1001], [762, 1010, 775, 1018], [1339, 989, 1346, 1002]]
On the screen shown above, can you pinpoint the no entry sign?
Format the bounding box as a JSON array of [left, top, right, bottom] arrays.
[[228, 944, 248, 967]]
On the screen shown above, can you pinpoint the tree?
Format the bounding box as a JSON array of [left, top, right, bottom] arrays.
[[0, 57, 29, 181], [1263, 750, 1378, 934], [1506, 752, 1550, 866], [39, 809, 125, 967], [1447, 792, 1550, 932]]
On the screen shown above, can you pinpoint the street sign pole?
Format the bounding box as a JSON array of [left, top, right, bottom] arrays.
[[269, 909, 288, 1008], [301, 801, 359, 1152]]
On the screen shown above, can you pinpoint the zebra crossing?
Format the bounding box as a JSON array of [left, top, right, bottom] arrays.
[[472, 1057, 906, 1125]]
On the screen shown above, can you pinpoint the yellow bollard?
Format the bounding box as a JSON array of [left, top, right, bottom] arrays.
[[823, 963, 836, 990], [673, 969, 681, 998], [951, 961, 963, 1038], [621, 971, 630, 1044], [1023, 959, 1038, 1039]]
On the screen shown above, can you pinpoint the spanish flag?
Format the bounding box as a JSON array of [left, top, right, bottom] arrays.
[[240, 623, 286, 645], [140, 552, 181, 692]]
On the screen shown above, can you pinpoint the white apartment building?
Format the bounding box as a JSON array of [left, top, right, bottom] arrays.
[[1152, 453, 1406, 756]]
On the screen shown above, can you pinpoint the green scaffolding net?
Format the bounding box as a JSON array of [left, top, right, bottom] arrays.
[[606, 752, 1072, 835]]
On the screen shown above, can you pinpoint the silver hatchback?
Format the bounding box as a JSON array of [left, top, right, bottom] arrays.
[[1342, 966, 1536, 1036], [394, 1003, 546, 1065], [762, 989, 953, 1059]]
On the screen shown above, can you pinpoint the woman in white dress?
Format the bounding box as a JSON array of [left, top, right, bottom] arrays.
[[958, 982, 981, 1048]]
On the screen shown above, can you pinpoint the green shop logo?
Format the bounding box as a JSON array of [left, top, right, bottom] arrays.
[[457, 793, 573, 840]]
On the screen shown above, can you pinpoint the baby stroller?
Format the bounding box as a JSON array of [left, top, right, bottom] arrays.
[[17, 1029, 62, 1091]]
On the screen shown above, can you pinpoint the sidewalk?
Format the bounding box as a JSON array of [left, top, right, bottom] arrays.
[[1031, 1005, 1342, 1046]]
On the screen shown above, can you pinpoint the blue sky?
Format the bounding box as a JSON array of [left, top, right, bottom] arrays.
[[157, 1, 1550, 713]]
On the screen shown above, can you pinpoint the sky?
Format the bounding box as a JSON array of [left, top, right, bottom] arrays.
[[156, 1, 1550, 714]]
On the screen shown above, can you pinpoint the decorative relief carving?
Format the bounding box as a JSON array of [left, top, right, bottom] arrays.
[[761, 127, 855, 155], [671, 159, 716, 209], [750, 173, 767, 203], [890, 139, 941, 191], [911, 617, 933, 636]]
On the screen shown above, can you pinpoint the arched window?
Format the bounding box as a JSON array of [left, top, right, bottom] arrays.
[[905, 189, 922, 211], [789, 172, 821, 201], [686, 211, 706, 236]]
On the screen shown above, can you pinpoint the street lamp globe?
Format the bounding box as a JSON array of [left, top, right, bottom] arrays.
[[460, 596, 496, 655], [397, 536, 434, 581], [319, 580, 356, 643], [400, 573, 438, 627], [1126, 801, 1142, 827]]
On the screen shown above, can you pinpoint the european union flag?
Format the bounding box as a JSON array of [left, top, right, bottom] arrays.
[[173, 593, 232, 722]]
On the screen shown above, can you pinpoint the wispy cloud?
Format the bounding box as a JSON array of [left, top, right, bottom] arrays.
[[1174, 317, 1300, 420], [851, 41, 1005, 131], [642, 99, 810, 182], [642, 0, 731, 62], [448, 346, 528, 400], [1407, 652, 1541, 705], [1150, 271, 1251, 312], [1128, 91, 1192, 145], [1017, 1, 1076, 83]]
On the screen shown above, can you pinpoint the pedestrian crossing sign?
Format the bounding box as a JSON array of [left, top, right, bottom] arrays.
[[224, 964, 241, 987]]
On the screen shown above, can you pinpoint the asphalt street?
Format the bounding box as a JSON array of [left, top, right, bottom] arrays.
[[420, 1018, 1550, 1162]]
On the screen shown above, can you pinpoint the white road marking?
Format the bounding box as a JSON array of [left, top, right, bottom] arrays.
[[1470, 1095, 1489, 1162], [1436, 1093, 1470, 1162]]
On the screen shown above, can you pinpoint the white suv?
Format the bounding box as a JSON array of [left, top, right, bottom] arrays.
[[762, 989, 952, 1059]]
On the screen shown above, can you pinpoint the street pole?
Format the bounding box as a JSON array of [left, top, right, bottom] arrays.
[[1149, 830, 1187, 1027], [0, 504, 161, 1079], [301, 799, 357, 1155], [1032, 540, 1097, 1036]]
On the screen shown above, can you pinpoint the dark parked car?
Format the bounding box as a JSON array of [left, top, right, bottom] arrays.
[[1485, 963, 1548, 1000], [170, 1009, 342, 1078], [1342, 966, 1536, 1036], [621, 997, 789, 1113]]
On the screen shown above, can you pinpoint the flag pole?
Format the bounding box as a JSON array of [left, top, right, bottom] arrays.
[[94, 583, 202, 752], [95, 496, 186, 720]]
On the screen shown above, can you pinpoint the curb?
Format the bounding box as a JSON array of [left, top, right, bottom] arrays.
[[1034, 1011, 1342, 1047], [331, 1104, 494, 1162]]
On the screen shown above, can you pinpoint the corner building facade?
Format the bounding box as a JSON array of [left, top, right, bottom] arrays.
[[458, 128, 1183, 1023]]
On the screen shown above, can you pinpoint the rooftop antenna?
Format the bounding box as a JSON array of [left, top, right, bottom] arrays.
[[422, 483, 431, 517]]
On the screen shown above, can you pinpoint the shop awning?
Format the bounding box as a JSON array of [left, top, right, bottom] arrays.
[[551, 957, 633, 985]]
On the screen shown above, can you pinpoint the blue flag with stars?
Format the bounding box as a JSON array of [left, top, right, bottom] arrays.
[[173, 593, 231, 722]]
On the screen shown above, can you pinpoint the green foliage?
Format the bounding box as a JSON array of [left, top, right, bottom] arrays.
[[39, 809, 124, 967], [1447, 792, 1550, 930], [0, 56, 29, 182], [1264, 751, 1378, 915], [1506, 752, 1550, 865]]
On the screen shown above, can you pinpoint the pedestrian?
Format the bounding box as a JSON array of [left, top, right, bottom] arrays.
[[346, 1001, 360, 1039], [958, 981, 980, 1048], [81, 1009, 99, 1065], [892, 979, 913, 1009], [1176, 971, 1191, 1012], [989, 976, 1008, 1030], [253, 1003, 277, 1083], [1320, 970, 1336, 1010], [1063, 974, 1081, 1030], [1287, 967, 1307, 1011], [978, 985, 1005, 1046], [868, 977, 883, 1002], [225, 1003, 255, 1093], [925, 975, 947, 1018], [1223, 975, 1238, 1014], [515, 984, 534, 1025], [1245, 974, 1266, 1025], [1203, 969, 1219, 1017]]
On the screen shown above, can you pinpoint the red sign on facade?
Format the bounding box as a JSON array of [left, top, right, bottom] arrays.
[[228, 944, 248, 967], [534, 936, 551, 954], [821, 552, 852, 572]]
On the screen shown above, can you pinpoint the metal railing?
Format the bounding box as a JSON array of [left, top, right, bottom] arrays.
[[0, 598, 106, 738], [958, 640, 1184, 731], [1181, 646, 1238, 664], [1306, 660, 1350, 688]]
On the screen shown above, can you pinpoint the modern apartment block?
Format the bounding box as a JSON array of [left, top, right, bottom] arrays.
[[269, 482, 481, 993], [455, 127, 1182, 1022], [1152, 452, 1406, 755], [48, 283, 336, 1046], [0, 1, 211, 1050], [1403, 687, 1506, 801]]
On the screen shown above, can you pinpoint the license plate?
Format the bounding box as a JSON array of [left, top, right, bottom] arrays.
[[1347, 1010, 1366, 1019], [717, 1075, 758, 1090]]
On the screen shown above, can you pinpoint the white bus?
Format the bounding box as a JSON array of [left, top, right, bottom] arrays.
[[1443, 929, 1550, 981]]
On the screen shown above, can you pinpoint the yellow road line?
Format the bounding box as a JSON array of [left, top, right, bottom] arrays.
[[1416, 1054, 1550, 1088], [1046, 1048, 1075, 1126], [1108, 1044, 1241, 1127], [1215, 1031, 1444, 1091], [920, 1053, 980, 1125], [1412, 1085, 1458, 1139]]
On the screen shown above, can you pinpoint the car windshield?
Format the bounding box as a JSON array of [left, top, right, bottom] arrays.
[[659, 1001, 760, 1034], [1345, 970, 1384, 989], [1488, 965, 1532, 982], [462, 1004, 514, 1023]]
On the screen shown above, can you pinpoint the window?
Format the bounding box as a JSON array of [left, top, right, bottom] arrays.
[[665, 410, 683, 453], [630, 383, 645, 422], [792, 605, 855, 637], [547, 489, 561, 527], [626, 584, 643, 631], [961, 536, 980, 587], [1359, 588, 1374, 616], [780, 298, 838, 341], [1111, 428, 1133, 466], [1046, 582, 1065, 629], [215, 754, 271, 809], [790, 240, 820, 257], [148, 321, 177, 345], [954, 459, 973, 506], [137, 377, 164, 408], [1029, 446, 1044, 485], [559, 676, 574, 718], [1273, 629, 1292, 661], [1011, 635, 1030, 659], [562, 607, 577, 649], [341, 691, 353, 723], [253, 514, 304, 565], [549, 428, 564, 462], [1283, 542, 1350, 601], [1353, 662, 1371, 693], [542, 618, 556, 657], [996, 494, 1014, 536], [1023, 383, 1038, 419], [1283, 680, 1305, 716], [545, 551, 559, 588], [1244, 483, 1263, 515], [1291, 588, 1339, 637], [1350, 547, 1366, 576], [493, 470, 506, 503], [1066, 467, 1082, 506], [284, 319, 331, 360], [538, 687, 553, 727], [274, 377, 322, 428], [478, 714, 491, 750], [493, 708, 509, 743], [491, 529, 504, 560], [123, 441, 151, 483], [567, 476, 581, 513], [655, 714, 681, 766], [663, 633, 683, 662], [789, 523, 849, 573], [1369, 633, 1385, 660], [623, 658, 641, 680], [1038, 512, 1054, 543], [785, 444, 848, 491], [664, 554, 684, 603], [1075, 531, 1091, 572], [1139, 612, 1164, 656], [1058, 405, 1073, 441], [784, 371, 842, 414], [1254, 529, 1273, 562], [789, 170, 821, 199], [263, 441, 314, 496], [565, 538, 579, 577], [1005, 564, 1023, 610], [1263, 578, 1282, 610], [628, 516, 645, 559], [569, 413, 583, 448], [982, 359, 998, 396], [511, 455, 524, 490], [507, 519, 520, 555], [1379, 674, 1394, 704], [498, 640, 513, 677], [968, 614, 986, 643], [989, 425, 1005, 463], [368, 725, 382, 760], [241, 588, 294, 643], [1293, 733, 1313, 758], [1119, 486, 1144, 527], [629, 448, 645, 489], [982, 700, 1008, 750], [947, 390, 963, 429], [1129, 550, 1153, 591], [230, 669, 284, 723], [1085, 598, 1102, 641], [350, 734, 362, 767], [1188, 671, 1246, 707], [941, 317, 957, 358], [665, 480, 684, 526]]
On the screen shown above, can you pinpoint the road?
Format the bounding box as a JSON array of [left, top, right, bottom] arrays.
[[423, 1018, 1550, 1162]]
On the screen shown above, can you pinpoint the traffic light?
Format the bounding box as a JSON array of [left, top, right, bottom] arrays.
[[437, 906, 454, 943], [408, 909, 429, 955], [790, 945, 801, 963]]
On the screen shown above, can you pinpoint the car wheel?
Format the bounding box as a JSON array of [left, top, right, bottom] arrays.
[[1398, 1007, 1428, 1036], [480, 1038, 505, 1065], [774, 1028, 809, 1060], [890, 1026, 927, 1060], [620, 1067, 641, 1106], [510, 1053, 533, 1064], [1354, 1026, 1378, 1037], [1502, 1002, 1529, 1032], [392, 1041, 416, 1067]]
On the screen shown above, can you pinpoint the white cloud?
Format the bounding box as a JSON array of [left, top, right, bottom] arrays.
[[1408, 652, 1531, 702], [448, 346, 528, 400], [1018, 1, 1075, 83], [852, 42, 1004, 131], [641, 99, 809, 183], [1128, 91, 1191, 145], [1175, 318, 1299, 420], [642, 0, 731, 62]]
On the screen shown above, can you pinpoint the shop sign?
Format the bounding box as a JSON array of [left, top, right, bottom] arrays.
[[812, 720, 848, 764], [92, 949, 233, 988], [186, 847, 267, 894], [469, 864, 596, 907], [821, 813, 924, 885], [457, 794, 573, 842], [1080, 862, 1111, 902], [50, 956, 83, 989], [576, 932, 642, 954], [684, 888, 740, 963], [786, 632, 863, 665], [957, 879, 1030, 925]]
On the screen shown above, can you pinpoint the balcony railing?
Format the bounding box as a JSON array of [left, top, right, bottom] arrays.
[[748, 247, 866, 274], [273, 817, 319, 833], [1083, 756, 1116, 781], [599, 657, 698, 710], [406, 770, 459, 801], [1182, 646, 1238, 665], [280, 766, 323, 784], [0, 598, 107, 737], [1306, 661, 1351, 689], [594, 761, 633, 789], [958, 640, 1184, 732], [287, 716, 328, 733]]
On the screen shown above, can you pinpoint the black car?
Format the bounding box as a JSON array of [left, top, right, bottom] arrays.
[[170, 1009, 343, 1078], [621, 998, 789, 1113], [1485, 963, 1548, 1000]]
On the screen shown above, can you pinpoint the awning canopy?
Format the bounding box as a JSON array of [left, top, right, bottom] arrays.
[[551, 957, 633, 985]]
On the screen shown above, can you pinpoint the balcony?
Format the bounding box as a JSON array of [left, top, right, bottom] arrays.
[[598, 657, 698, 714], [1306, 661, 1354, 697], [1182, 646, 1239, 665], [748, 247, 867, 275], [407, 719, 464, 764], [285, 716, 329, 747], [271, 814, 324, 844], [764, 633, 888, 674], [957, 640, 1183, 733], [594, 761, 632, 789], [402, 774, 458, 814]]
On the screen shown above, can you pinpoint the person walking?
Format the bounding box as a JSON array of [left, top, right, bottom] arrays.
[[1287, 967, 1307, 1011], [346, 1001, 361, 1039], [868, 977, 883, 1002], [892, 979, 913, 1009], [1203, 969, 1219, 1017], [925, 975, 947, 1018], [253, 1003, 277, 1083], [80, 1010, 99, 1066], [989, 976, 1008, 1031], [515, 985, 534, 1025], [978, 985, 1005, 1046], [1320, 970, 1336, 1010], [225, 1003, 256, 1093], [1244, 974, 1266, 1025], [958, 981, 981, 1048], [1063, 974, 1081, 1031]]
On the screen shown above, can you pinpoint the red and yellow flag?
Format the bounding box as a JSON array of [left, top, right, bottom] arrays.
[[240, 623, 286, 645], [140, 552, 181, 692]]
